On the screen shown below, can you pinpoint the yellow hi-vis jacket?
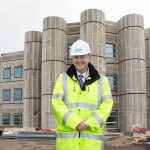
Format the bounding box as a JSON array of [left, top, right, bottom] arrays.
[[52, 63, 113, 150]]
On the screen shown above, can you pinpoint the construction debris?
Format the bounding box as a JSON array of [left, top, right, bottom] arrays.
[[105, 129, 150, 148], [105, 135, 140, 147]]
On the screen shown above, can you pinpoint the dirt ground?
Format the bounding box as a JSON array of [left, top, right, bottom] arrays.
[[0, 139, 55, 150], [0, 138, 148, 150], [104, 144, 147, 150], [104, 135, 148, 150]]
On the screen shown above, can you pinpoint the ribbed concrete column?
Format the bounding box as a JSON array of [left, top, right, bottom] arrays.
[[117, 14, 146, 131], [145, 28, 150, 130], [24, 31, 42, 128], [80, 9, 106, 75], [42, 16, 67, 128]]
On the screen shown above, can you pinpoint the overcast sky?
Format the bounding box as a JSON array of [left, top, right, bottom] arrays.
[[0, 0, 150, 55]]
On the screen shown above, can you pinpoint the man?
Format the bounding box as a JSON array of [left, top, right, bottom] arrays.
[[52, 39, 113, 150]]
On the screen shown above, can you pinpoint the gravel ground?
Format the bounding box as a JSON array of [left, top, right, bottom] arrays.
[[0, 139, 55, 150], [0, 138, 148, 150], [105, 144, 147, 150], [104, 135, 148, 150]]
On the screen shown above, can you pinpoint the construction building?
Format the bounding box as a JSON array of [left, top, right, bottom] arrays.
[[0, 9, 149, 132]]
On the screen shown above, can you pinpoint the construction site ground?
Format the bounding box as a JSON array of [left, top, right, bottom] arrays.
[[0, 136, 148, 150]]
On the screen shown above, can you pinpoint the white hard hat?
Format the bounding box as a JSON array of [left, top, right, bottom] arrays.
[[70, 39, 91, 56]]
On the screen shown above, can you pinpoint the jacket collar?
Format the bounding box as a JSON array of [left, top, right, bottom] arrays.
[[66, 63, 100, 85]]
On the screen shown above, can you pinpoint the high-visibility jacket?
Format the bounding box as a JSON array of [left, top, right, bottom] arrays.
[[52, 63, 113, 150]]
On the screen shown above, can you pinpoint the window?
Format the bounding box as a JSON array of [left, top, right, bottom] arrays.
[[2, 113, 10, 125], [3, 89, 11, 101], [106, 74, 117, 90], [14, 66, 22, 78], [106, 111, 118, 128], [105, 43, 116, 58], [13, 113, 22, 125], [3, 67, 11, 79], [14, 88, 22, 100], [68, 44, 72, 60]]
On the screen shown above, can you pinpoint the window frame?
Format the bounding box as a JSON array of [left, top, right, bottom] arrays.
[[106, 74, 117, 91], [14, 88, 22, 101], [68, 43, 73, 60], [2, 113, 10, 125], [106, 110, 118, 128], [3, 67, 11, 79], [3, 89, 11, 101], [105, 43, 116, 58], [13, 113, 22, 126], [14, 65, 23, 78]]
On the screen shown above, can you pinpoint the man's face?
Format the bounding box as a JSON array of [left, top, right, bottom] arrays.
[[73, 54, 91, 74]]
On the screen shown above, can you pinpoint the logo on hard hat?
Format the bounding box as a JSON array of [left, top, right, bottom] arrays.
[[75, 48, 82, 52]]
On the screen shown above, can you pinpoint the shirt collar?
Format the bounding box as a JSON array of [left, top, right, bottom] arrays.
[[77, 68, 89, 78]]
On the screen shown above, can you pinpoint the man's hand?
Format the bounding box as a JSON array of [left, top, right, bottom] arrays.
[[76, 121, 88, 131]]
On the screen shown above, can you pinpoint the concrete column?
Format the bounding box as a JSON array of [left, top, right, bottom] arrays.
[[80, 9, 106, 75], [24, 31, 42, 128], [117, 14, 146, 131], [145, 28, 150, 130], [42, 16, 67, 128]]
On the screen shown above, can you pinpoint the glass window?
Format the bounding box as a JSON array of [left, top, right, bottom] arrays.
[[106, 111, 118, 128], [106, 74, 117, 90], [3, 89, 11, 101], [14, 88, 22, 100], [68, 44, 72, 60], [3, 68, 11, 79], [2, 113, 10, 125], [14, 66, 22, 78], [105, 43, 116, 58], [13, 113, 22, 125]]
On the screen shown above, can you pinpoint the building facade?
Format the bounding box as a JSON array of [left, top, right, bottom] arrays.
[[0, 9, 149, 132]]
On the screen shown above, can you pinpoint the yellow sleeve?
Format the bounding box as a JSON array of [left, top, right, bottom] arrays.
[[85, 76, 113, 132], [52, 74, 82, 130]]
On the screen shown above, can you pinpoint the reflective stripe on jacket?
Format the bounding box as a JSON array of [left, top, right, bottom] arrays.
[[52, 64, 113, 150]]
